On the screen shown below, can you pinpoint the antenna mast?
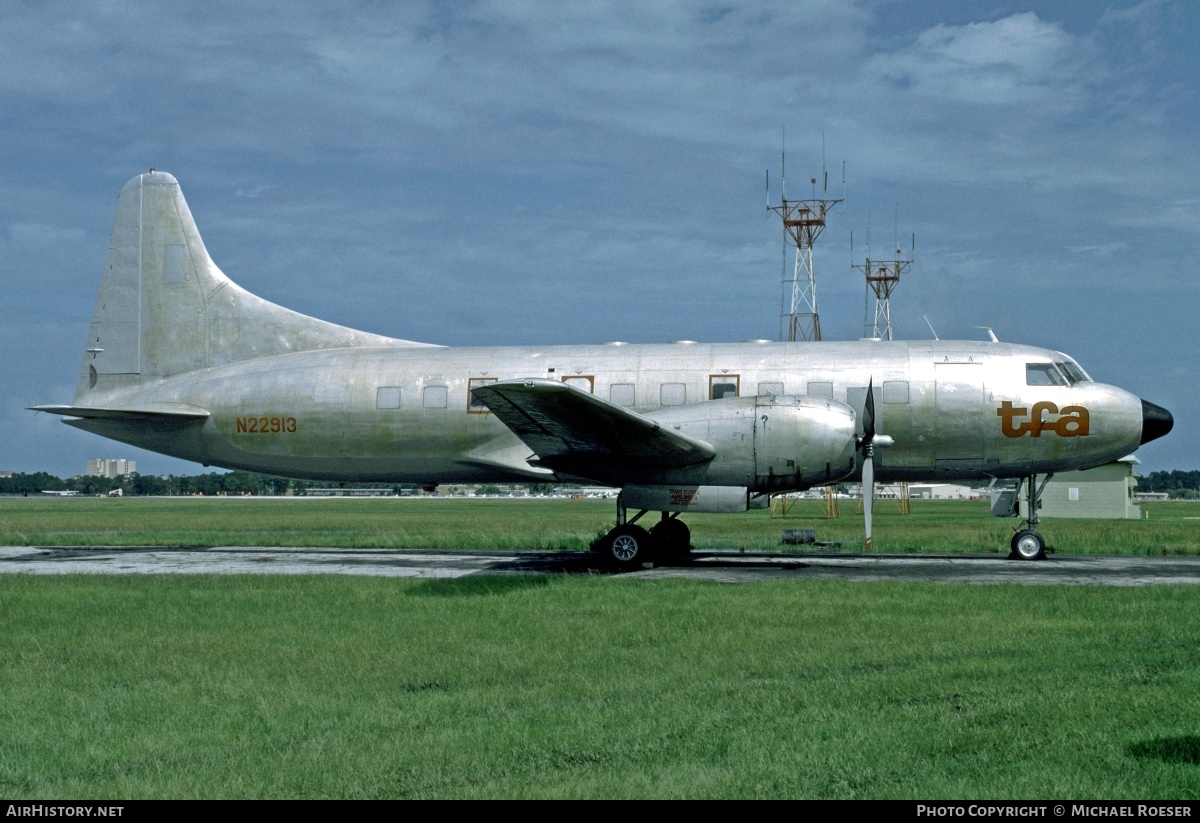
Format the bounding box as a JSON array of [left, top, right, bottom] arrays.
[[853, 229, 914, 341], [767, 146, 843, 342]]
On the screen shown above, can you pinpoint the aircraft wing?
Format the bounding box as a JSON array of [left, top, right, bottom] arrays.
[[471, 378, 714, 478]]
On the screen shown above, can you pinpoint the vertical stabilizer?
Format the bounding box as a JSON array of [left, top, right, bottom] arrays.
[[75, 171, 430, 404]]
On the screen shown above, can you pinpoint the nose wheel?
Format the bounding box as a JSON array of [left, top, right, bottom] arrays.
[[1010, 529, 1046, 561]]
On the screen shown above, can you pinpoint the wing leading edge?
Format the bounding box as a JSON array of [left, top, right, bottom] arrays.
[[470, 378, 714, 479]]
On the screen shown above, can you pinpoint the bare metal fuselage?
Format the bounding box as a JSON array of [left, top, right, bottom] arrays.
[[67, 338, 1145, 488]]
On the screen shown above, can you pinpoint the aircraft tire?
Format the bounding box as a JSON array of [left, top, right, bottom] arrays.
[[604, 524, 655, 569], [650, 518, 691, 560], [1009, 529, 1047, 561]]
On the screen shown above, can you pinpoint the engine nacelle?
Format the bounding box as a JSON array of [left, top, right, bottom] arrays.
[[646, 394, 858, 493]]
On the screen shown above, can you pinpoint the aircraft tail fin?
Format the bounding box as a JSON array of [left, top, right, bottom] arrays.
[[74, 171, 431, 404]]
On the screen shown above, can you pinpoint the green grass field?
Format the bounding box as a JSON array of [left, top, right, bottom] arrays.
[[1, 574, 1199, 799], [1, 496, 1198, 555], [2, 497, 1199, 798]]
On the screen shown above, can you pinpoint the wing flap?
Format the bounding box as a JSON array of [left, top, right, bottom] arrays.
[[470, 379, 714, 477]]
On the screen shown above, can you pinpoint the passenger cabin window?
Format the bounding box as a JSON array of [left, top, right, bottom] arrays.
[[423, 386, 448, 408], [758, 382, 784, 397], [610, 384, 636, 407], [467, 377, 497, 413], [807, 382, 834, 398], [709, 374, 739, 400], [882, 381, 909, 404], [660, 383, 686, 406], [376, 387, 401, 410], [1026, 363, 1067, 386]]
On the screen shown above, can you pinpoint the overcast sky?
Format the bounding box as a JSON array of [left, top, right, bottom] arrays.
[[3, 0, 1196, 478]]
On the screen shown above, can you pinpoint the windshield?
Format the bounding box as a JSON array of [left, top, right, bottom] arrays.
[[1027, 360, 1093, 387], [1026, 363, 1067, 386], [1056, 359, 1091, 384]]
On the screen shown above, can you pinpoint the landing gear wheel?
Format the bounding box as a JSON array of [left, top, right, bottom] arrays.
[[1010, 529, 1046, 561], [604, 524, 655, 569], [651, 518, 691, 560]]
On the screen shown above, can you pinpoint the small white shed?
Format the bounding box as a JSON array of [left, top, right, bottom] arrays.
[[1039, 455, 1141, 520]]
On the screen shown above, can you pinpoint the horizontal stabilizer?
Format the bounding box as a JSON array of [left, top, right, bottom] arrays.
[[470, 379, 714, 479], [28, 405, 210, 421]]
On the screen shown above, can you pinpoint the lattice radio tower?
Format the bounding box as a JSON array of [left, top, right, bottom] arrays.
[[767, 150, 843, 342], [852, 224, 914, 341]]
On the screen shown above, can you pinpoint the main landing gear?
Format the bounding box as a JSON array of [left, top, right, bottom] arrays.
[[1009, 473, 1053, 561], [595, 499, 692, 569]]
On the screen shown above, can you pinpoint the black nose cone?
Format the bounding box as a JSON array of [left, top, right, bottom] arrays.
[[1141, 399, 1174, 445]]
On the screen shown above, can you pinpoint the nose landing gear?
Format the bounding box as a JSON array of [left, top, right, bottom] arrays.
[[1009, 473, 1052, 561]]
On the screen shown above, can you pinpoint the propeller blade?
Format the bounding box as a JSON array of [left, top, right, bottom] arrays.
[[863, 450, 874, 552], [863, 378, 876, 444], [858, 378, 887, 553]]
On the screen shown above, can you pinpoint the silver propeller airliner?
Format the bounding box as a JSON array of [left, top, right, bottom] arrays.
[[33, 172, 1173, 565]]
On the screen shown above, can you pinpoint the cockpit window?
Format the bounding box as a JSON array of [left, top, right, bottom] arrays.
[[1026, 363, 1067, 386], [1056, 360, 1091, 385]]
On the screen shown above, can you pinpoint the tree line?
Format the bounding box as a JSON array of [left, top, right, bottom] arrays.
[[1138, 470, 1200, 499], [0, 471, 352, 497]]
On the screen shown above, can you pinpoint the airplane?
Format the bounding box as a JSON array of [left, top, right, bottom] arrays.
[[31, 171, 1173, 566]]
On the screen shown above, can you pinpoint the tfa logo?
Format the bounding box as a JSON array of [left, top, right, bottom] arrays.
[[998, 401, 1090, 438]]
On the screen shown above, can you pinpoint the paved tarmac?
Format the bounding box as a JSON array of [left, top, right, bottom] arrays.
[[3, 545, 1200, 585]]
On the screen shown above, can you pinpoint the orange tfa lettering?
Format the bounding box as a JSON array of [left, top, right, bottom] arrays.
[[998, 401, 1090, 438]]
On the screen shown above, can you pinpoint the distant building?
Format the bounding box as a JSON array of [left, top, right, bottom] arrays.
[[85, 458, 137, 478], [1038, 456, 1142, 520], [304, 487, 393, 497], [906, 483, 978, 500], [847, 482, 977, 501]]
